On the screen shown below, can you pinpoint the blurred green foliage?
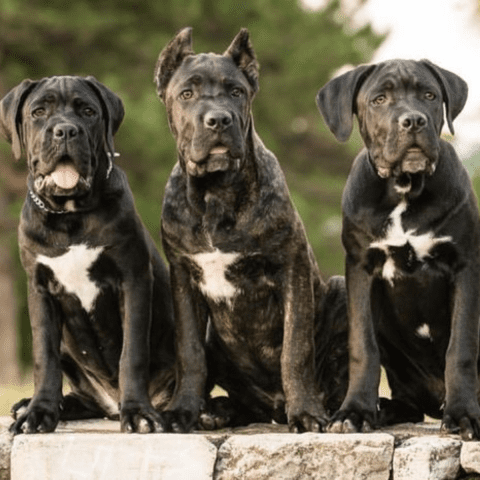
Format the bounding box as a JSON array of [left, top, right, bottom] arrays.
[[0, 0, 382, 367]]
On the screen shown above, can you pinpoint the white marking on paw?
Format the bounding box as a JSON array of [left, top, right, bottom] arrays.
[[190, 249, 240, 305], [37, 244, 104, 312], [416, 323, 433, 341], [370, 199, 452, 285]]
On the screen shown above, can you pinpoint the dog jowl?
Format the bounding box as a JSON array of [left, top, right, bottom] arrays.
[[0, 76, 175, 434], [317, 60, 480, 440], [154, 28, 348, 433]]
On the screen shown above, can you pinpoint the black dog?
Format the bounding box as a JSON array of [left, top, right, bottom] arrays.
[[154, 28, 348, 433], [317, 59, 480, 440], [0, 76, 175, 434]]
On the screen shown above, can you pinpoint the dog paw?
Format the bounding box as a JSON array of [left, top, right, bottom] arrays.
[[327, 409, 375, 434], [198, 396, 235, 430], [441, 412, 480, 441], [289, 413, 326, 433], [161, 395, 205, 433], [161, 408, 198, 433], [287, 403, 329, 433], [9, 403, 60, 435], [120, 405, 164, 433]]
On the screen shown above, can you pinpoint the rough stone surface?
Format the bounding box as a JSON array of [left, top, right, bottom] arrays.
[[460, 441, 480, 474], [214, 433, 394, 480], [11, 433, 217, 480], [0, 417, 13, 480], [393, 436, 462, 480], [1, 417, 475, 480], [0, 433, 12, 480]]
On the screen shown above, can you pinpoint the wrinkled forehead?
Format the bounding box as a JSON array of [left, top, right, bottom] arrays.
[[24, 76, 101, 108], [167, 53, 252, 96], [360, 60, 441, 98]]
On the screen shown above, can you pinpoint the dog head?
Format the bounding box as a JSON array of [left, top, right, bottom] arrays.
[[0, 75, 124, 211], [154, 28, 259, 177], [316, 60, 468, 179]]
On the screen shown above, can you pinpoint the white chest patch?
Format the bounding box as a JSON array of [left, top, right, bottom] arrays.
[[190, 249, 240, 305], [37, 244, 104, 312], [370, 199, 452, 284]]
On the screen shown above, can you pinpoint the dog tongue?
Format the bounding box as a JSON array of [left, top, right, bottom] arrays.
[[50, 164, 80, 189]]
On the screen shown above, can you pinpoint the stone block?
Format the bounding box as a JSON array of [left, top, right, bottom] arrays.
[[0, 417, 13, 480], [11, 433, 217, 480], [393, 436, 461, 480], [214, 433, 394, 480], [461, 441, 480, 474]]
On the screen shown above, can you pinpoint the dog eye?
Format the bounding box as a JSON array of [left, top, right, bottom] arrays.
[[83, 107, 96, 117], [32, 107, 46, 118], [372, 95, 386, 106], [231, 87, 244, 98], [425, 92, 436, 101], [180, 90, 193, 100]]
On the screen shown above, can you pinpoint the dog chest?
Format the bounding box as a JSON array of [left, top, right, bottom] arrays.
[[189, 249, 241, 304], [36, 244, 104, 312], [367, 199, 454, 284]]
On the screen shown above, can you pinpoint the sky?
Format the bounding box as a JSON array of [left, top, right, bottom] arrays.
[[305, 0, 480, 171]]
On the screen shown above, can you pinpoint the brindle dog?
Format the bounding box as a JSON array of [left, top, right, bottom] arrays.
[[154, 28, 348, 433]]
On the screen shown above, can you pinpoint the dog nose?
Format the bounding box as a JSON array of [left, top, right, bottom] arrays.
[[53, 123, 79, 140], [204, 111, 233, 131], [398, 112, 427, 132]]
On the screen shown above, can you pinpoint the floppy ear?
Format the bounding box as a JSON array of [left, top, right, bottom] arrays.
[[421, 60, 468, 135], [316, 64, 375, 142], [224, 28, 259, 94], [154, 27, 194, 101], [85, 76, 125, 157], [0, 79, 39, 160]]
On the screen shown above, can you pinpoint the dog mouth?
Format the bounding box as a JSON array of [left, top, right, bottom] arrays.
[[208, 145, 230, 156], [375, 143, 436, 179], [34, 157, 92, 196], [50, 161, 81, 189], [186, 144, 241, 177], [399, 144, 434, 175]]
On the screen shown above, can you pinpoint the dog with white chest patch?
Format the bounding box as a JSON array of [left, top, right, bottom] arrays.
[[154, 28, 349, 433], [0, 76, 176, 434], [317, 59, 480, 440]]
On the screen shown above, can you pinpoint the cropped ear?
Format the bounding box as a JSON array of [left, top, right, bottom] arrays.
[[0, 79, 40, 160], [316, 64, 375, 142], [154, 27, 194, 101], [224, 28, 259, 94], [85, 76, 125, 157], [421, 59, 468, 135]]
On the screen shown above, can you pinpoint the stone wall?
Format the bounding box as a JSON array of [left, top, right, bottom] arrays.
[[1, 416, 480, 479]]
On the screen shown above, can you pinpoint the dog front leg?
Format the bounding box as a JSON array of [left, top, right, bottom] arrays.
[[162, 260, 208, 433], [119, 265, 163, 433], [281, 256, 328, 433], [442, 263, 480, 440], [10, 283, 63, 434], [328, 259, 380, 433]]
